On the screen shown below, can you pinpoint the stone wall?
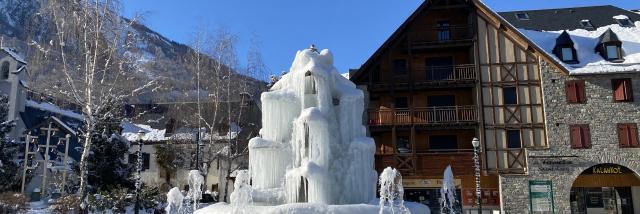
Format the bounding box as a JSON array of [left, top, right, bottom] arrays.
[[500, 60, 640, 213]]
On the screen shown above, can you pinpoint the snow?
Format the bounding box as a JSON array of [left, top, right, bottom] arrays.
[[195, 201, 430, 214], [25, 100, 84, 121], [517, 21, 640, 74], [120, 121, 167, 142], [248, 47, 377, 206], [341, 72, 349, 79], [613, 14, 629, 20]]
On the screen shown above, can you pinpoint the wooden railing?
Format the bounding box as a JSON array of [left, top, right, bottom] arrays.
[[419, 64, 476, 81], [375, 152, 475, 176], [411, 25, 474, 46], [368, 106, 477, 125]]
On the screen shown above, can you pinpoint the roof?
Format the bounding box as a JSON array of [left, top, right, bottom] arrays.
[[498, 5, 640, 31], [1, 47, 26, 64]]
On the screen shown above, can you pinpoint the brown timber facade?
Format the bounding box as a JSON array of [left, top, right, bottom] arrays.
[[350, 0, 564, 212]]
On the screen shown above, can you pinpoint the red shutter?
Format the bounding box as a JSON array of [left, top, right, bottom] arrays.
[[618, 124, 630, 147], [623, 80, 633, 101], [614, 80, 626, 101], [581, 125, 591, 148], [629, 124, 639, 147], [577, 81, 586, 103], [566, 82, 577, 103], [570, 126, 583, 148]]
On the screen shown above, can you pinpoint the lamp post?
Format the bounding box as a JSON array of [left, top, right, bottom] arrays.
[[134, 130, 145, 214], [472, 137, 482, 214]]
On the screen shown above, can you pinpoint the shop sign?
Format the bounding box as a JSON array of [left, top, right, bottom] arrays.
[[403, 178, 461, 188], [589, 165, 625, 174], [529, 180, 555, 214]]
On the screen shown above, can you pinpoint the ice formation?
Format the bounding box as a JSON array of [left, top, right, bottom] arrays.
[[187, 170, 204, 211], [440, 165, 458, 214], [166, 187, 184, 214], [230, 169, 253, 205], [248, 46, 377, 205]]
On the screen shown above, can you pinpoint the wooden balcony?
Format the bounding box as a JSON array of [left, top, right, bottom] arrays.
[[368, 64, 476, 91], [410, 25, 474, 49], [375, 151, 475, 176], [368, 106, 478, 126]]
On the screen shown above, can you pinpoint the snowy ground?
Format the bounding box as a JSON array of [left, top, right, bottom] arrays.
[[195, 200, 430, 214], [25, 201, 54, 213]]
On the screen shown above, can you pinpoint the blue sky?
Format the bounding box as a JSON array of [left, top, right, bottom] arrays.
[[122, 0, 640, 78]]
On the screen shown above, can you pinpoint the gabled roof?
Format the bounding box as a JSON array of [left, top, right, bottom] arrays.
[[555, 31, 574, 46], [351, 0, 569, 80], [499, 5, 640, 31], [597, 28, 621, 44], [1, 47, 26, 64]]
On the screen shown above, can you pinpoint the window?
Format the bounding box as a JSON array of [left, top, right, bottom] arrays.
[[395, 97, 408, 109], [561, 48, 575, 61], [427, 95, 455, 107], [615, 18, 634, 27], [396, 136, 411, 153], [1, 61, 9, 80], [606, 45, 621, 60], [612, 78, 633, 102], [580, 20, 594, 29], [565, 80, 586, 103], [437, 21, 451, 41], [618, 123, 639, 148], [128, 152, 151, 171], [393, 59, 408, 74], [503, 87, 517, 105], [506, 130, 521, 148], [570, 125, 591, 149], [515, 12, 530, 20], [429, 135, 458, 150]]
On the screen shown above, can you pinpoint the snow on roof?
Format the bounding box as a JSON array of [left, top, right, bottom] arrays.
[[120, 121, 167, 142], [1, 47, 26, 64], [613, 14, 629, 20], [51, 116, 77, 136], [26, 100, 84, 121], [341, 73, 349, 79], [517, 21, 640, 74]]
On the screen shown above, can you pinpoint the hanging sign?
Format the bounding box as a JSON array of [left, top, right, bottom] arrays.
[[529, 180, 555, 214]]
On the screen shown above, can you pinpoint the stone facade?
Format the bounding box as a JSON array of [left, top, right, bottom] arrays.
[[499, 60, 640, 213]]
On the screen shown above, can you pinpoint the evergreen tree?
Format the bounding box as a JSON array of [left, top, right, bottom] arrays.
[[0, 94, 20, 191]]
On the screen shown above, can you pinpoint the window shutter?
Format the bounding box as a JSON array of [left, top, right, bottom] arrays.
[[614, 80, 626, 101], [619, 124, 630, 147], [570, 126, 583, 148], [629, 124, 639, 147], [566, 82, 577, 103], [581, 126, 591, 148], [576, 81, 586, 103], [623, 80, 633, 101]]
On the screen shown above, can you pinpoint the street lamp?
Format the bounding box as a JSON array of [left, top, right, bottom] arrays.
[[135, 130, 145, 214], [471, 137, 482, 214]]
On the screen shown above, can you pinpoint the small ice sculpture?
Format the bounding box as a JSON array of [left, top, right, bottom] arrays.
[[378, 167, 407, 214], [188, 170, 204, 211], [248, 46, 377, 205], [230, 170, 253, 205], [440, 165, 458, 214], [166, 187, 184, 214]]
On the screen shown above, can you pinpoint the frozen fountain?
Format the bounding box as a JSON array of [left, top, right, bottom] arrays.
[[187, 170, 204, 211], [379, 167, 408, 214], [440, 165, 458, 214], [230, 170, 253, 206], [195, 46, 429, 214], [166, 187, 184, 214]]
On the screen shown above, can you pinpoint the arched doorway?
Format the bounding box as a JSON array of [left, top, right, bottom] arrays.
[[570, 163, 640, 214]]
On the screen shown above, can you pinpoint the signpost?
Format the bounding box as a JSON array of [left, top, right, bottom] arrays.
[[529, 180, 555, 214]]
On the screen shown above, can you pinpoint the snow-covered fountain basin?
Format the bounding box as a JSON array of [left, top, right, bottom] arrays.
[[196, 47, 429, 213]]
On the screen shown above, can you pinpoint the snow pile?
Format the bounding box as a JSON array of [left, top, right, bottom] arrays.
[[247, 47, 377, 206], [194, 201, 429, 214], [120, 121, 167, 142], [26, 100, 84, 120], [165, 187, 184, 214], [518, 21, 640, 74], [440, 165, 458, 214], [378, 167, 407, 214]]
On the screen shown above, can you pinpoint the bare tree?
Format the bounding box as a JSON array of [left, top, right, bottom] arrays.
[[39, 0, 154, 205]]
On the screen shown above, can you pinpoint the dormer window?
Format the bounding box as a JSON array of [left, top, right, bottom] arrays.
[[580, 20, 594, 30], [613, 15, 634, 27], [515, 12, 530, 20], [553, 31, 578, 64], [595, 29, 624, 62]]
